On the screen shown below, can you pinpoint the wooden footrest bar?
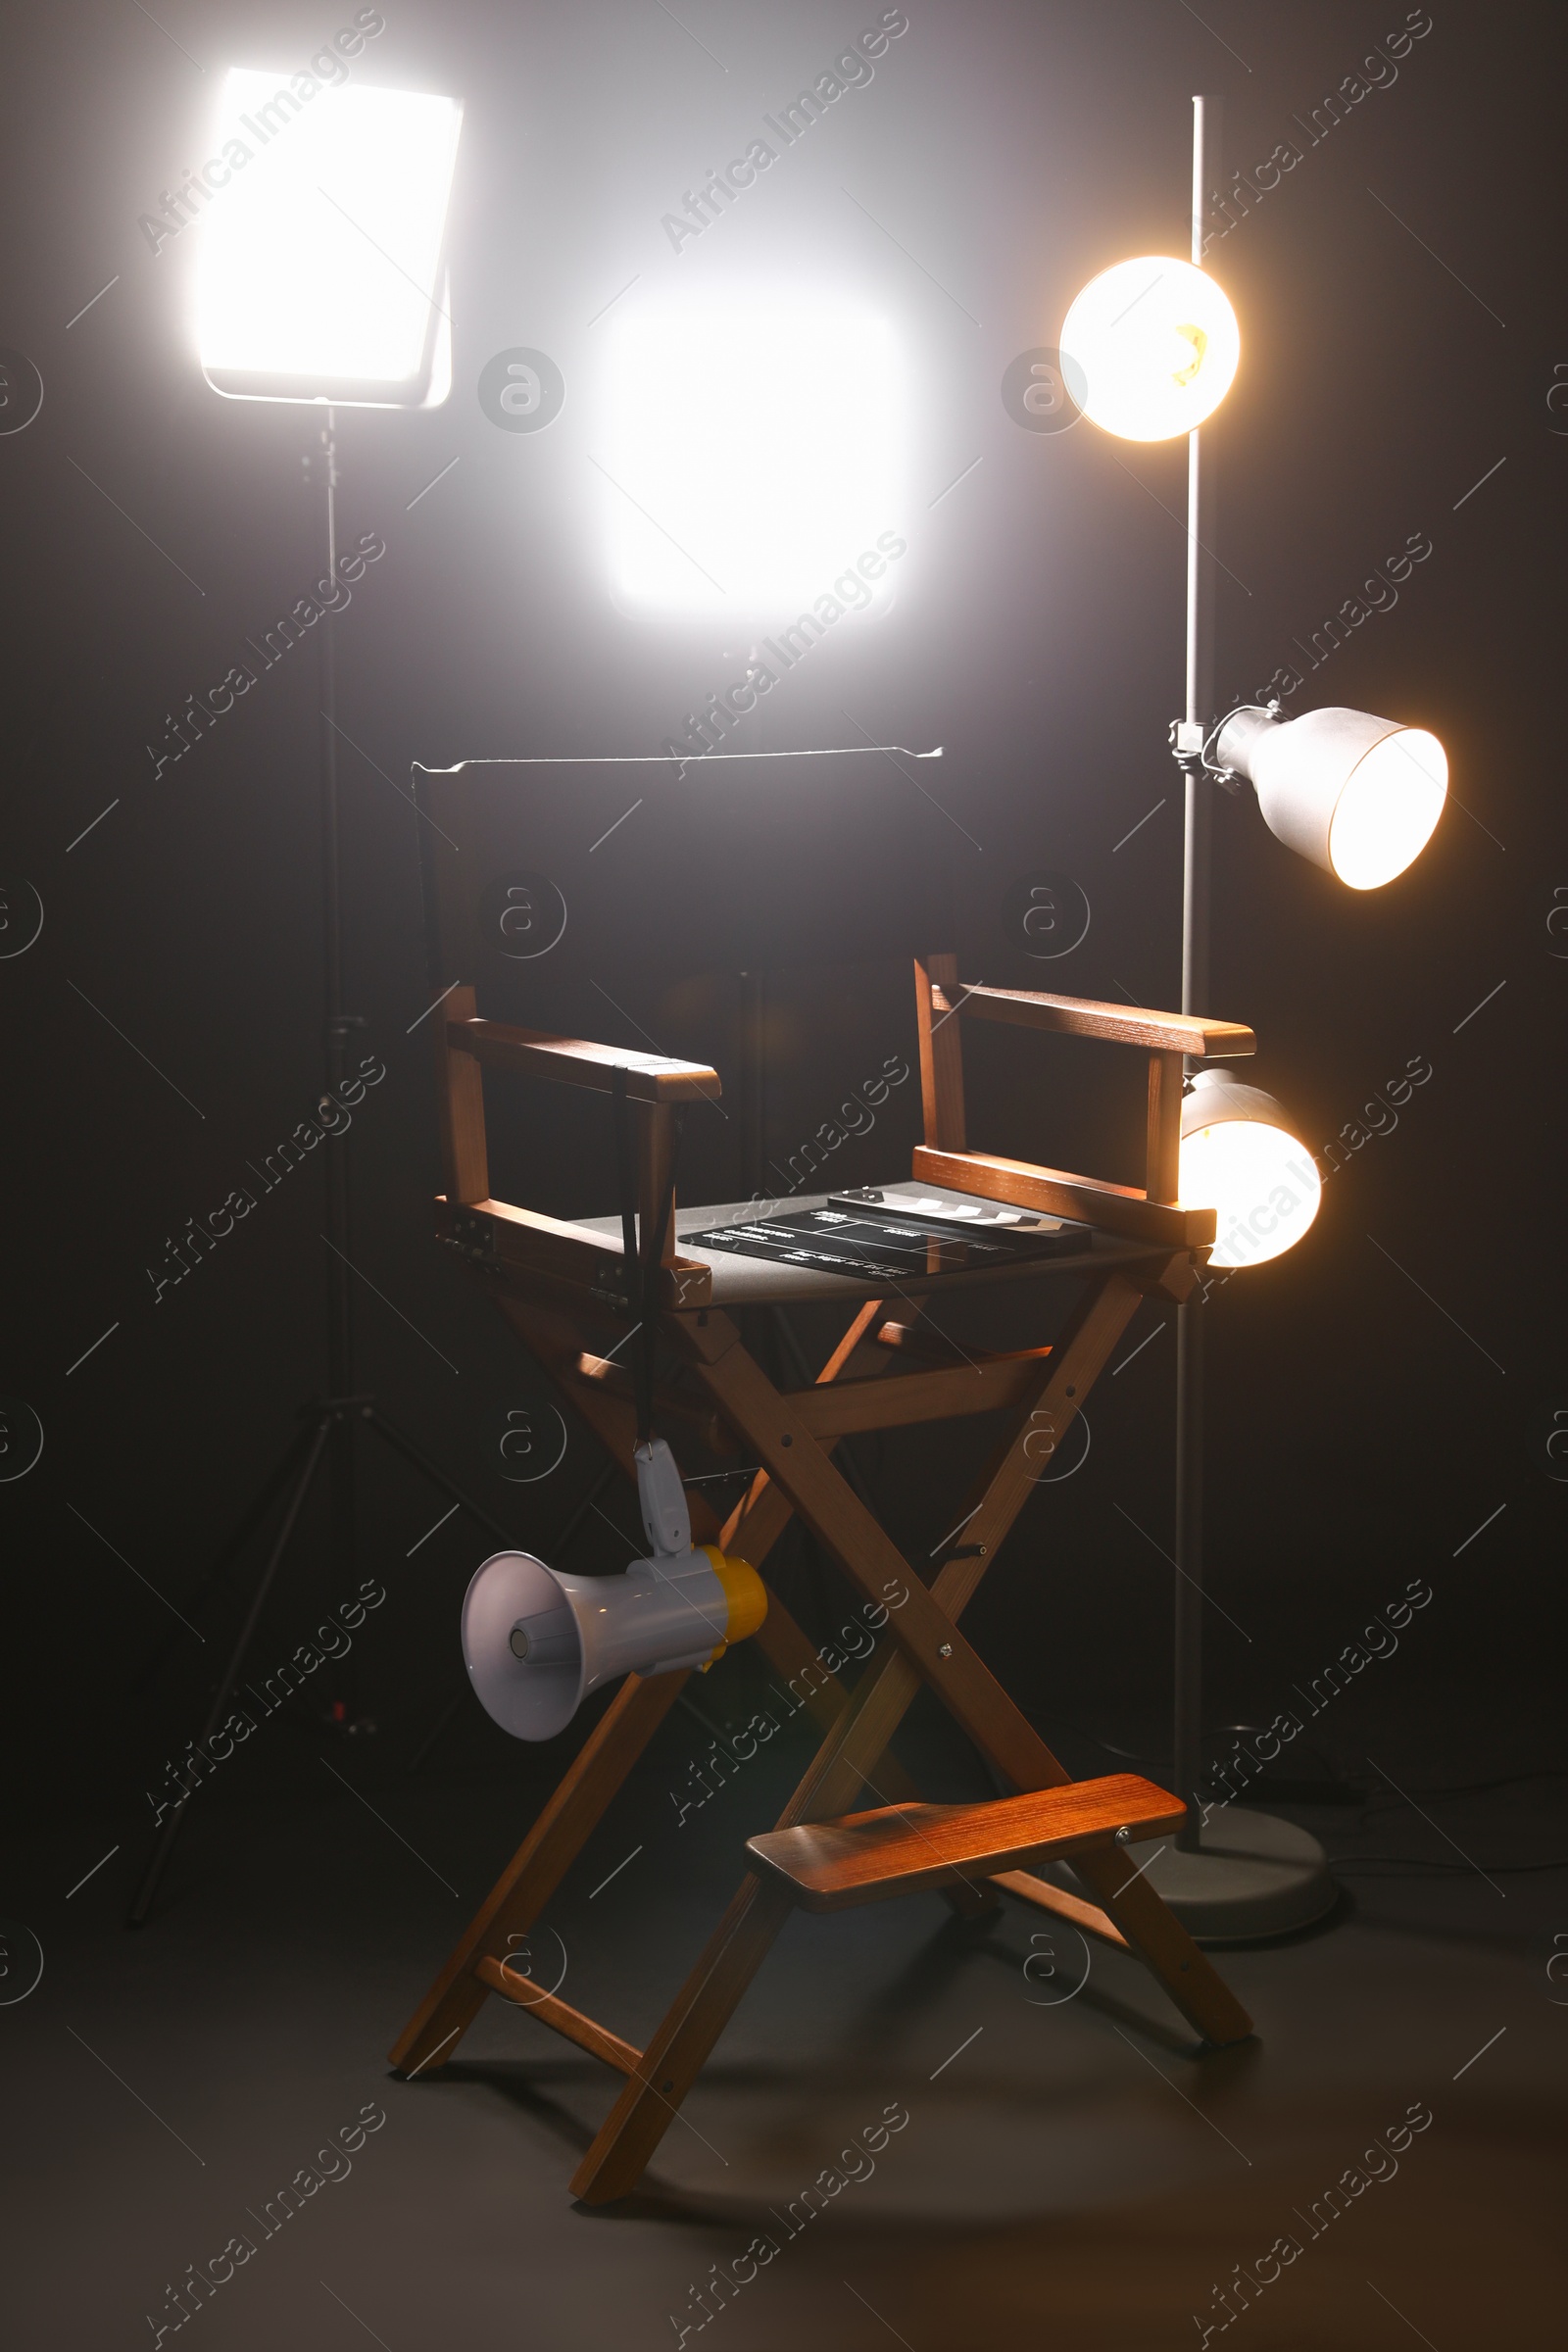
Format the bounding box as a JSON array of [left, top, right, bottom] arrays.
[[745, 1774, 1185, 1914], [474, 1955, 643, 2075]]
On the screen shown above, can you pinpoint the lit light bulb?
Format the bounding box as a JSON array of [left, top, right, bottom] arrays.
[[1325, 726, 1446, 890], [1179, 1073, 1321, 1270], [1059, 256, 1240, 441]]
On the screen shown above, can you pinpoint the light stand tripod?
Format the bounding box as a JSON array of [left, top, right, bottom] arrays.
[[127, 415, 512, 1926]]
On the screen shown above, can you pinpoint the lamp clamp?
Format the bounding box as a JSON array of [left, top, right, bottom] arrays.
[[1170, 701, 1286, 793], [1168, 717, 1204, 769], [1168, 714, 1239, 790]]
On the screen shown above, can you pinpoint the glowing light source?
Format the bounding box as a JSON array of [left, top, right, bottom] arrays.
[[1180, 1070, 1321, 1270], [596, 294, 907, 619], [1216, 706, 1446, 890], [194, 71, 462, 404], [1059, 255, 1240, 440]]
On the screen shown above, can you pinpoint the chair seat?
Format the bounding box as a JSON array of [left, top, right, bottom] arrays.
[[575, 1192, 1156, 1307], [745, 1774, 1186, 1912]]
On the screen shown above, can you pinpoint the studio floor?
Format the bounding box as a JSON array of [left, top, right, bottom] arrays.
[[6, 1730, 1565, 2352]]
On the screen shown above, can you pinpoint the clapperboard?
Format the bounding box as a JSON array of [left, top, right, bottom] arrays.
[[688, 1186, 1090, 1281]]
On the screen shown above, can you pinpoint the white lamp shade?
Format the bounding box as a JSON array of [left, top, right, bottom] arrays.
[[1216, 706, 1446, 890], [1179, 1071, 1321, 1270], [1059, 256, 1240, 441]]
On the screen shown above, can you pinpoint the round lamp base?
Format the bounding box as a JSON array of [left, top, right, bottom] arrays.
[[1124, 1809, 1338, 1942]]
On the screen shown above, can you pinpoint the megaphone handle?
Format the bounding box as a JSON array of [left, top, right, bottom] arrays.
[[634, 1437, 692, 1558]]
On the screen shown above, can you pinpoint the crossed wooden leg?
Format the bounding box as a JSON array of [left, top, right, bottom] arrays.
[[568, 1276, 1250, 2202]]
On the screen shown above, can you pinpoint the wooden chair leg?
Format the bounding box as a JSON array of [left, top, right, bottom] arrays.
[[403, 1277, 1248, 2207], [747, 1554, 1002, 1925], [393, 1295, 932, 2083], [389, 1668, 687, 2077], [571, 1872, 797, 2203], [675, 1288, 1253, 2048], [572, 1631, 1008, 2202], [577, 1283, 1248, 2202], [514, 1290, 994, 1912]]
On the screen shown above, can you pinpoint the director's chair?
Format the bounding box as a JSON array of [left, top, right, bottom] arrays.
[[390, 755, 1255, 2202]]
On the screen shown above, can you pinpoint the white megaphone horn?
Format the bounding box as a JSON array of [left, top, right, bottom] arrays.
[[462, 1438, 767, 1741]]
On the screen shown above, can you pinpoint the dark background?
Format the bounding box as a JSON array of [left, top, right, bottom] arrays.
[[2, 0, 1562, 1838]]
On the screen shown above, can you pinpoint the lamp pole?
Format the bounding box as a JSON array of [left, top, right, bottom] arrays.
[[1153, 97, 1335, 1934], [1174, 92, 1218, 1851]]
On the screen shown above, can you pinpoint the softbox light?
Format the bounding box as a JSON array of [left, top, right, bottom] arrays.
[[193, 69, 463, 406]]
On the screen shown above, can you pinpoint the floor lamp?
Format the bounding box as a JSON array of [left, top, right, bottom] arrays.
[[1057, 96, 1448, 1937], [127, 69, 509, 1925]]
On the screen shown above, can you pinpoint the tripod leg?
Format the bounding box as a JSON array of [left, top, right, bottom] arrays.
[[329, 1407, 357, 1586], [364, 1407, 514, 1545], [125, 1413, 333, 1928], [405, 1690, 467, 1776], [129, 1424, 316, 1694]]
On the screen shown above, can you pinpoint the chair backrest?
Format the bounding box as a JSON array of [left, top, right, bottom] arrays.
[[416, 753, 1250, 1250], [416, 752, 957, 1012], [416, 751, 960, 1218]]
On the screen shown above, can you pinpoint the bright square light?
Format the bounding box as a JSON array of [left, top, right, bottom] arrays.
[[194, 71, 462, 399], [596, 295, 908, 620]]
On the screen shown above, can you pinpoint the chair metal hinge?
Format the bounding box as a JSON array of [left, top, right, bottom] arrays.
[[444, 1210, 501, 1271]]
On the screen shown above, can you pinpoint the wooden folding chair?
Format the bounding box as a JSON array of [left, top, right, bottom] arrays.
[[390, 756, 1256, 2202]]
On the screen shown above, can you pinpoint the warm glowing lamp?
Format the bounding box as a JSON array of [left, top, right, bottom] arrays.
[[1179, 1071, 1321, 1270], [1214, 706, 1446, 890], [1058, 254, 1240, 441]]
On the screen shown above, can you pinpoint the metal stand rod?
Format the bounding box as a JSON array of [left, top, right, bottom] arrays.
[[1174, 92, 1219, 1850], [127, 420, 517, 1927], [1173, 1296, 1204, 1843], [318, 412, 359, 1604]]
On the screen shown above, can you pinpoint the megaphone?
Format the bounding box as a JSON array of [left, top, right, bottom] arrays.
[[462, 1438, 766, 1740]]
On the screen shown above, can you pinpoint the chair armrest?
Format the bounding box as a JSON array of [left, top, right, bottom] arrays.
[[946, 985, 1253, 1060], [911, 1145, 1216, 1250], [447, 1018, 720, 1104]]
